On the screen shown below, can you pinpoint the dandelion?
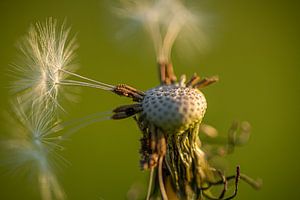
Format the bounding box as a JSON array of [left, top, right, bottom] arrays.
[[1, 100, 66, 200], [110, 64, 262, 200], [110, 0, 261, 199], [5, 0, 262, 198]]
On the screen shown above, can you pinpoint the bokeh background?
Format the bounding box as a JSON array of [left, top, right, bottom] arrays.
[[0, 0, 299, 199]]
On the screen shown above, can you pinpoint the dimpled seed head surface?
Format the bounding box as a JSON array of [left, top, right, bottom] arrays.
[[142, 85, 207, 133]]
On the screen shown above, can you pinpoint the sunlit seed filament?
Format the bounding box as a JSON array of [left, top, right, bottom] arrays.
[[55, 68, 115, 91]]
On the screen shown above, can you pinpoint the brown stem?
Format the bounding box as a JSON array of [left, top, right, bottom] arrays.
[[166, 63, 177, 84], [186, 73, 201, 87], [193, 76, 219, 89], [112, 104, 142, 119], [201, 166, 240, 200], [158, 63, 167, 85], [113, 84, 145, 101], [216, 170, 228, 199], [158, 62, 177, 85]]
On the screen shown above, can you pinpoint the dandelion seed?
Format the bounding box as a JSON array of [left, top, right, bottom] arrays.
[[11, 18, 115, 112], [115, 0, 207, 64], [11, 18, 77, 111], [1, 100, 67, 200]]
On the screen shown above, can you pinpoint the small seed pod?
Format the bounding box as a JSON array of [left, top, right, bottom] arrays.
[[141, 85, 207, 134]]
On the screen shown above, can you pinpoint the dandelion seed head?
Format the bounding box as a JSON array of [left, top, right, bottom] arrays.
[[142, 85, 207, 133], [11, 18, 78, 111]]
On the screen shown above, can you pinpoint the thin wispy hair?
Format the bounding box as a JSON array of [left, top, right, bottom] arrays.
[[1, 100, 67, 200], [115, 0, 208, 63], [11, 18, 78, 111], [11, 18, 116, 113], [4, 18, 118, 199]]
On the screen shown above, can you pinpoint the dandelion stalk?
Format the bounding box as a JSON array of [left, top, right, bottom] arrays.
[[56, 68, 115, 91]]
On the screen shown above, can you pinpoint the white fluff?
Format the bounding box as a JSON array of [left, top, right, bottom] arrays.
[[11, 18, 115, 112], [116, 0, 208, 63], [1, 100, 66, 200], [11, 18, 78, 111]]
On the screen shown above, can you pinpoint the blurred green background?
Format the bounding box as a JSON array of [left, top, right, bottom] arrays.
[[0, 0, 299, 199]]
